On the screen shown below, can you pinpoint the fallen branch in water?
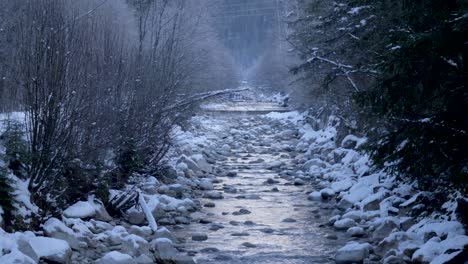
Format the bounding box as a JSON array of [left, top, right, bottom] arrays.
[[163, 87, 249, 113]]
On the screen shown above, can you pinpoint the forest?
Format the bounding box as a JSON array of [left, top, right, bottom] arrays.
[[0, 0, 466, 263]]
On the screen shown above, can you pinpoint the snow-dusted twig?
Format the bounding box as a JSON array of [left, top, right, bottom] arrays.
[[389, 117, 467, 135], [307, 52, 360, 92], [348, 33, 360, 40]]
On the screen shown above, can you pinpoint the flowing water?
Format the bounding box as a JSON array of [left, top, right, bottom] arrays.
[[172, 102, 346, 264]]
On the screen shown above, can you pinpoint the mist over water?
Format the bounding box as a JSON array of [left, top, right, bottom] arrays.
[[210, 0, 283, 70]]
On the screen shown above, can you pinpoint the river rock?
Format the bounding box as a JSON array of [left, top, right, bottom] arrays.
[[204, 202, 215, 208], [152, 239, 195, 264], [192, 233, 208, 241], [153, 227, 178, 243], [294, 179, 305, 185], [204, 191, 224, 199], [126, 210, 146, 225], [121, 234, 150, 256], [241, 242, 257, 248], [372, 219, 399, 242]]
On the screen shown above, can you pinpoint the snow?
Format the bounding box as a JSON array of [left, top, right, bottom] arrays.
[[7, 175, 39, 221], [63, 201, 96, 219], [341, 174, 380, 204], [407, 219, 465, 240], [347, 6, 370, 15], [335, 242, 371, 263], [43, 218, 74, 235], [331, 179, 354, 192], [412, 235, 468, 263], [264, 111, 304, 125], [29, 236, 71, 259], [320, 188, 336, 197], [341, 134, 367, 148], [334, 218, 357, 229]]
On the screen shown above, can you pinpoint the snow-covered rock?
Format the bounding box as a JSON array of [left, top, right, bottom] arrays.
[[154, 227, 178, 243], [191, 154, 212, 173], [43, 218, 80, 249], [267, 161, 283, 169], [320, 188, 336, 199], [346, 226, 365, 237], [335, 242, 371, 264], [199, 178, 214, 190], [28, 237, 72, 264], [121, 234, 149, 257], [62, 198, 111, 221], [0, 250, 36, 264], [412, 235, 468, 263], [334, 218, 357, 230], [63, 201, 96, 219], [307, 191, 322, 201], [372, 218, 399, 241], [341, 174, 380, 205], [331, 179, 353, 193], [97, 251, 133, 264], [152, 238, 195, 264], [303, 158, 328, 170], [203, 191, 223, 199], [177, 155, 200, 173]]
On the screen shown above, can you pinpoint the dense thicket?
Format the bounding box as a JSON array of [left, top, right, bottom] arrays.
[[289, 0, 467, 193], [0, 0, 239, 216]]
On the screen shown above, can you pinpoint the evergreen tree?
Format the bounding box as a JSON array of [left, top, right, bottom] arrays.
[[290, 0, 467, 193], [356, 0, 468, 193], [0, 167, 14, 229]]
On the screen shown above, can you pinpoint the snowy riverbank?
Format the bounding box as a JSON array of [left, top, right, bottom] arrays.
[[265, 111, 468, 263], [0, 107, 466, 264]]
